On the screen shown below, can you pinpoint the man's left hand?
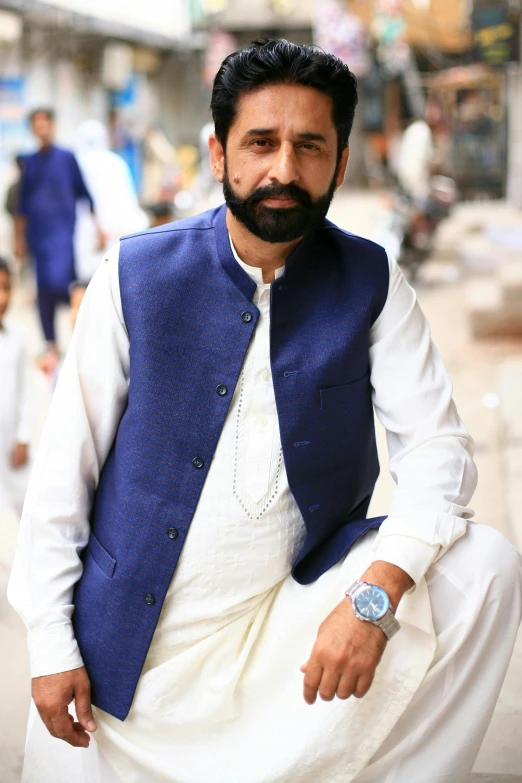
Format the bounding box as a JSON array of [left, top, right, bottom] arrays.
[[11, 442, 28, 468], [93, 218, 107, 253], [301, 597, 387, 704], [301, 560, 414, 705]]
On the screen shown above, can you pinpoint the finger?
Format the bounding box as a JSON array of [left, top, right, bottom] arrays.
[[318, 667, 342, 702], [353, 672, 375, 699], [300, 662, 308, 673], [75, 680, 97, 732], [336, 673, 357, 701], [35, 705, 57, 739], [49, 708, 90, 748], [303, 661, 323, 705]]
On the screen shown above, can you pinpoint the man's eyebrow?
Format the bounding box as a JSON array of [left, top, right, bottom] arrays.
[[296, 132, 328, 143], [244, 129, 328, 143], [245, 128, 275, 136]]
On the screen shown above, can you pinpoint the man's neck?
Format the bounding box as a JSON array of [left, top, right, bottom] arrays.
[[226, 210, 301, 284]]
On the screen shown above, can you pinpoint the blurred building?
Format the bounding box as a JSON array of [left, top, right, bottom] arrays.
[[343, 0, 522, 204], [1, 0, 521, 206], [0, 0, 225, 216]]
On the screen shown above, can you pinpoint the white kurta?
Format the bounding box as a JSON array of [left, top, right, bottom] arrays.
[[84, 257, 435, 783], [11, 238, 495, 782], [0, 320, 32, 517]]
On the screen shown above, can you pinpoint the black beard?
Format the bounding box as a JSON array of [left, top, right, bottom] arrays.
[[222, 165, 337, 243]]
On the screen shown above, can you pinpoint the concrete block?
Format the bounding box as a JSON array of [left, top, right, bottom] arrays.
[[465, 278, 502, 309], [469, 776, 522, 782], [465, 280, 522, 338], [460, 236, 505, 272], [499, 361, 522, 439], [499, 261, 522, 306]]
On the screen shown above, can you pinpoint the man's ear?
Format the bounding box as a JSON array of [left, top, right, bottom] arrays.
[[334, 147, 350, 191], [209, 133, 225, 183]]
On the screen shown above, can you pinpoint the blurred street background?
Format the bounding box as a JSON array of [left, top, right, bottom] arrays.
[[1, 0, 522, 781]]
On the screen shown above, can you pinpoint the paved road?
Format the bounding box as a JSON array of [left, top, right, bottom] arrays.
[[1, 189, 520, 781]]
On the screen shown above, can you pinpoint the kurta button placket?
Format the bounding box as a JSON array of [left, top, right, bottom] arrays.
[[216, 384, 228, 396], [192, 457, 204, 469], [144, 593, 156, 606], [167, 527, 179, 540], [241, 311, 253, 323]]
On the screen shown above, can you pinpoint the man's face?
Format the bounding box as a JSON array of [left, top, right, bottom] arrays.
[[210, 84, 348, 243], [0, 270, 12, 321], [31, 113, 54, 146]]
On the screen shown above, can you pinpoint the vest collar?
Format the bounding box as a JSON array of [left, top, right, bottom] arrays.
[[213, 203, 330, 293], [214, 205, 257, 301]]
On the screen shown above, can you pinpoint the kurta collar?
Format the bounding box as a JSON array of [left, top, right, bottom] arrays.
[[228, 235, 285, 286], [213, 203, 324, 296]]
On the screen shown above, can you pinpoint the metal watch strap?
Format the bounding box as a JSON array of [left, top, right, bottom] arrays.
[[346, 580, 401, 641], [376, 609, 400, 640]]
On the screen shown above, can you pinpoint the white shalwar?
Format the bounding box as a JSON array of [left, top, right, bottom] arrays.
[[0, 320, 32, 517], [10, 241, 522, 783]]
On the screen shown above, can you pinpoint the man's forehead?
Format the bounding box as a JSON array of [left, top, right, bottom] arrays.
[[234, 84, 336, 136]]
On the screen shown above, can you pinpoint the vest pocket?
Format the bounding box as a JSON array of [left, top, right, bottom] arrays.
[[86, 532, 117, 578], [319, 371, 370, 409]]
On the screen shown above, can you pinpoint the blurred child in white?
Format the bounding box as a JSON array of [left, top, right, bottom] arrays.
[[0, 258, 32, 517]]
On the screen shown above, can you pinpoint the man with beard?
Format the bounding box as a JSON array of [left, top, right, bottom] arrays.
[[9, 40, 521, 783]]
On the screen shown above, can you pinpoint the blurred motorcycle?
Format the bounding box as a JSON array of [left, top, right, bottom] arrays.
[[375, 176, 458, 282]]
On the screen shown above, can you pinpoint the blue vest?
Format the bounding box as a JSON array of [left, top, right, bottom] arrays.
[[73, 204, 389, 720]]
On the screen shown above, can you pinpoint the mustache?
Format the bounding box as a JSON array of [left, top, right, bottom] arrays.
[[244, 182, 313, 208]]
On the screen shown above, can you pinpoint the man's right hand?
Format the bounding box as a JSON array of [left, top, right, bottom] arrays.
[[32, 666, 97, 748], [14, 235, 26, 260]]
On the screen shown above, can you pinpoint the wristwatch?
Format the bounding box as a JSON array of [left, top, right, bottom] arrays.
[[345, 580, 401, 640]]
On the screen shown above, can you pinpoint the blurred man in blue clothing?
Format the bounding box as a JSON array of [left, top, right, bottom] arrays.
[[15, 108, 103, 373]]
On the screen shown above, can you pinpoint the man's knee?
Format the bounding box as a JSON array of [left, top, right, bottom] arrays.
[[465, 522, 522, 600]]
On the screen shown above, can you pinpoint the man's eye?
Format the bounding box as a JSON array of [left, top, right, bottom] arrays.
[[301, 143, 318, 151], [252, 139, 270, 147]]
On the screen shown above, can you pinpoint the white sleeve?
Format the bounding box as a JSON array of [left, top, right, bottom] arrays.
[[7, 242, 130, 677], [14, 332, 33, 445], [369, 254, 478, 585]]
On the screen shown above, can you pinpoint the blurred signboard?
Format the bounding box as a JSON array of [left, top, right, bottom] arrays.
[[472, 7, 519, 68], [37, 0, 190, 41], [0, 76, 28, 163], [314, 0, 371, 77]]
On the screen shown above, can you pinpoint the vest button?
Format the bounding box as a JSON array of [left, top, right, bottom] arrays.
[[144, 593, 156, 606], [241, 311, 253, 323], [167, 527, 179, 539], [192, 456, 204, 469], [216, 384, 228, 396]]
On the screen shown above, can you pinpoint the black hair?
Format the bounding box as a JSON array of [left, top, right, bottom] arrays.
[[211, 39, 358, 157], [148, 201, 174, 219], [0, 258, 12, 277], [29, 107, 55, 124]]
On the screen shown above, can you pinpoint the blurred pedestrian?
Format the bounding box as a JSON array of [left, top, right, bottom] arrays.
[[14, 108, 103, 375], [0, 259, 32, 518], [148, 201, 174, 228], [396, 117, 435, 202], [5, 154, 26, 221], [74, 119, 149, 284]]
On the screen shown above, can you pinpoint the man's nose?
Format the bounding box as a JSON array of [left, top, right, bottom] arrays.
[[269, 142, 299, 185]]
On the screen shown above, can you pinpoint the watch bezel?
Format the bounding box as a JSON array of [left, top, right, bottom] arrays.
[[353, 584, 390, 621]]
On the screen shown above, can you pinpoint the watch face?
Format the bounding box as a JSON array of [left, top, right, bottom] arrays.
[[354, 585, 389, 621]]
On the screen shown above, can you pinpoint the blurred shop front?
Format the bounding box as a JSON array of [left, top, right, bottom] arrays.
[[427, 65, 507, 200], [0, 0, 195, 212], [336, 0, 521, 202]]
